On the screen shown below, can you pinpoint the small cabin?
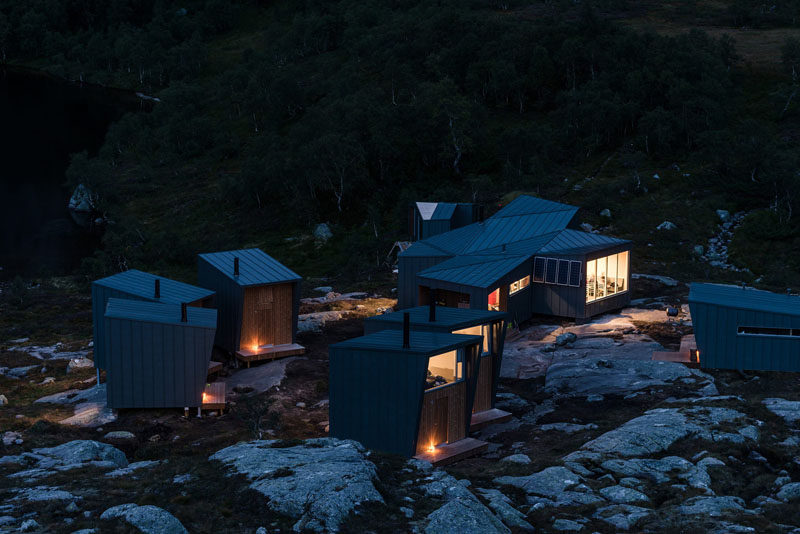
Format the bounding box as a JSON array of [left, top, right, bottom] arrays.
[[412, 202, 481, 241], [363, 302, 509, 430], [197, 248, 304, 366], [92, 269, 215, 371], [329, 319, 488, 465], [103, 298, 217, 409], [689, 283, 800, 372]]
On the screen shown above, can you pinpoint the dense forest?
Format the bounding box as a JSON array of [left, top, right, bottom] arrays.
[[2, 0, 800, 288]]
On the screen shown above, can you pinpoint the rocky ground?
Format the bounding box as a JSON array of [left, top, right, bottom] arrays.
[[1, 278, 800, 533]]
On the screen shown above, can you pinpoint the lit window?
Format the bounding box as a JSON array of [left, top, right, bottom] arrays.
[[510, 275, 530, 295], [425, 350, 463, 390], [586, 251, 629, 303]]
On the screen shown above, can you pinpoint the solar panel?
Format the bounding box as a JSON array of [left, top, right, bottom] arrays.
[[569, 261, 582, 287], [533, 257, 545, 282], [557, 260, 570, 285], [545, 258, 558, 284]]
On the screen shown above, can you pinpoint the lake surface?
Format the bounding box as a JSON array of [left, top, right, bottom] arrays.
[[0, 67, 136, 280]]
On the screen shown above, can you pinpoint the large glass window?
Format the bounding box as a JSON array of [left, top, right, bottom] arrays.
[[426, 350, 463, 389], [586, 251, 629, 303], [453, 324, 491, 354], [509, 275, 530, 295], [488, 288, 500, 311]]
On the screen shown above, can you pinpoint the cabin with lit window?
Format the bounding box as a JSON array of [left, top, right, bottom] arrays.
[[329, 317, 488, 465], [412, 202, 482, 241], [102, 298, 218, 410], [689, 283, 800, 371], [91, 269, 215, 372], [363, 302, 509, 430], [197, 248, 304, 366], [398, 195, 632, 324]]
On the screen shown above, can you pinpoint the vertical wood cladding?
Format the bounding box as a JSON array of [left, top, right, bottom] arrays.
[[416, 381, 466, 453], [240, 282, 293, 349], [473, 355, 493, 413]]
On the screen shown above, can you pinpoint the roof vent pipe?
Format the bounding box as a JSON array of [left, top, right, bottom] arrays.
[[180, 302, 188, 323], [403, 312, 410, 349], [741, 282, 747, 290], [234, 257, 240, 277], [429, 290, 436, 322], [154, 279, 160, 299]]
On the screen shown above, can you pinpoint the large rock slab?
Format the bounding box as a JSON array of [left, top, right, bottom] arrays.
[[678, 496, 746, 517], [0, 440, 127, 477], [101, 503, 187, 534], [593, 504, 652, 530], [763, 398, 800, 426], [210, 438, 383, 532], [476, 488, 534, 532], [35, 385, 115, 427], [544, 358, 711, 396], [12, 486, 81, 502], [424, 497, 510, 534], [225, 357, 303, 394], [565, 407, 750, 459], [494, 466, 604, 508]]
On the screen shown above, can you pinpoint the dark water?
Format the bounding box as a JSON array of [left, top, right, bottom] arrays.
[[0, 66, 137, 280]]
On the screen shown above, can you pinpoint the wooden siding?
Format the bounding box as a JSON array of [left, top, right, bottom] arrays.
[[473, 355, 492, 412], [240, 283, 293, 350], [416, 381, 466, 453], [691, 301, 800, 372], [103, 316, 215, 409], [398, 255, 450, 309]]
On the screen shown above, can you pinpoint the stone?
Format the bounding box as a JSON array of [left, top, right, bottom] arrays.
[[494, 393, 528, 411], [656, 221, 677, 230], [13, 486, 81, 502], [173, 473, 192, 484], [0, 516, 14, 526], [0, 440, 127, 476], [66, 501, 80, 513], [599, 485, 649, 504], [593, 504, 652, 530], [2, 431, 22, 446], [0, 395, 7, 405], [224, 357, 303, 394], [600, 209, 611, 218], [774, 476, 792, 488], [399, 506, 414, 519], [540, 423, 598, 433], [555, 332, 577, 346], [779, 435, 800, 447], [40, 377, 55, 384], [35, 384, 115, 428], [476, 488, 533, 531], [501, 454, 531, 464], [67, 358, 94, 373], [313, 223, 333, 244], [104, 431, 135, 440], [777, 482, 800, 501], [424, 497, 510, 534], [693, 245, 705, 256], [716, 209, 730, 222], [106, 460, 161, 478], [552, 518, 583, 531], [211, 438, 383, 532], [494, 466, 603, 508], [678, 496, 745, 516], [763, 398, 800, 426], [600, 456, 693, 483], [20, 519, 39, 532], [580, 222, 593, 232], [586, 394, 604, 402], [313, 286, 334, 293], [5, 365, 38, 378], [296, 402, 306, 408], [101, 504, 187, 534]]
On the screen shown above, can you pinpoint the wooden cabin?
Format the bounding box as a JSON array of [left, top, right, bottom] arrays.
[[92, 269, 215, 371], [399, 195, 632, 323], [412, 202, 481, 241], [197, 248, 304, 366], [363, 302, 509, 430], [103, 298, 218, 409], [329, 317, 488, 466], [689, 283, 800, 371]]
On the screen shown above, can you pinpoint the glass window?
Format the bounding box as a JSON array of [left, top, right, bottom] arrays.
[[617, 251, 628, 293], [426, 350, 462, 389], [607, 254, 618, 295], [488, 288, 500, 311], [586, 259, 596, 301], [545, 258, 558, 284], [586, 252, 629, 303], [533, 257, 546, 282], [510, 275, 530, 295], [596, 256, 607, 298], [453, 325, 490, 354], [557, 260, 570, 285], [569, 261, 582, 287]]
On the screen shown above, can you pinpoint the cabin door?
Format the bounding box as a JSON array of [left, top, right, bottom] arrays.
[[241, 284, 293, 349]]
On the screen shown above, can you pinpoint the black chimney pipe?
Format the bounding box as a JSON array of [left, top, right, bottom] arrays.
[[234, 257, 240, 276], [180, 302, 187, 322], [403, 312, 410, 349], [154, 279, 160, 299], [429, 290, 436, 322]]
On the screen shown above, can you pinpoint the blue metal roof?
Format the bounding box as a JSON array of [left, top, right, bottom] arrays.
[[198, 248, 301, 287], [492, 195, 578, 218], [104, 298, 218, 328], [399, 241, 454, 258], [417, 254, 530, 288], [689, 283, 800, 317], [431, 202, 457, 221], [539, 229, 631, 255], [93, 269, 214, 303], [365, 306, 507, 330], [331, 329, 482, 355]]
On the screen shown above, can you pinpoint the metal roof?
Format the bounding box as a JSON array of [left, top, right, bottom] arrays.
[[330, 329, 482, 355], [198, 248, 301, 287], [104, 298, 218, 328], [431, 202, 457, 220], [539, 229, 631, 255], [399, 241, 454, 258], [93, 269, 215, 303], [365, 306, 507, 330], [416, 202, 438, 221], [417, 254, 530, 288], [492, 195, 578, 218], [689, 283, 800, 317]]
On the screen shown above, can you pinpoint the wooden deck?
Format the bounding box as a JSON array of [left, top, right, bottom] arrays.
[[652, 350, 700, 368], [470, 408, 512, 431], [413, 437, 488, 467], [235, 343, 306, 367], [202, 382, 226, 410], [207, 360, 223, 376]]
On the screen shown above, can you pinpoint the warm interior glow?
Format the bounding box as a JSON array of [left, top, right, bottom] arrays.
[[202, 392, 208, 402], [251, 343, 260, 352], [428, 441, 436, 454]]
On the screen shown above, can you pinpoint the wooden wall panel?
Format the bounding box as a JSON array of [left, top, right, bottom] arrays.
[[416, 381, 466, 453], [240, 283, 294, 349], [473, 355, 492, 413]]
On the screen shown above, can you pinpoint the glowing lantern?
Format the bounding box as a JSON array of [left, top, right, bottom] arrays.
[[427, 441, 436, 454]]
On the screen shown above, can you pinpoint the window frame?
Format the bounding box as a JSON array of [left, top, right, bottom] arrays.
[[509, 275, 531, 296]]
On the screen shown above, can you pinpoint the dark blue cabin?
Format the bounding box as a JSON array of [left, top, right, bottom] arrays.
[[363, 305, 508, 428], [197, 248, 303, 365], [103, 298, 217, 409], [329, 328, 483, 458], [399, 195, 632, 323], [689, 283, 800, 371], [92, 269, 215, 370], [412, 202, 480, 241]]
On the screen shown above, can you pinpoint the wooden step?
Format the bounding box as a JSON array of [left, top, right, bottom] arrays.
[[235, 343, 306, 367], [202, 382, 226, 410], [652, 350, 700, 369], [413, 437, 488, 467], [207, 360, 223, 376], [470, 408, 513, 431]]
